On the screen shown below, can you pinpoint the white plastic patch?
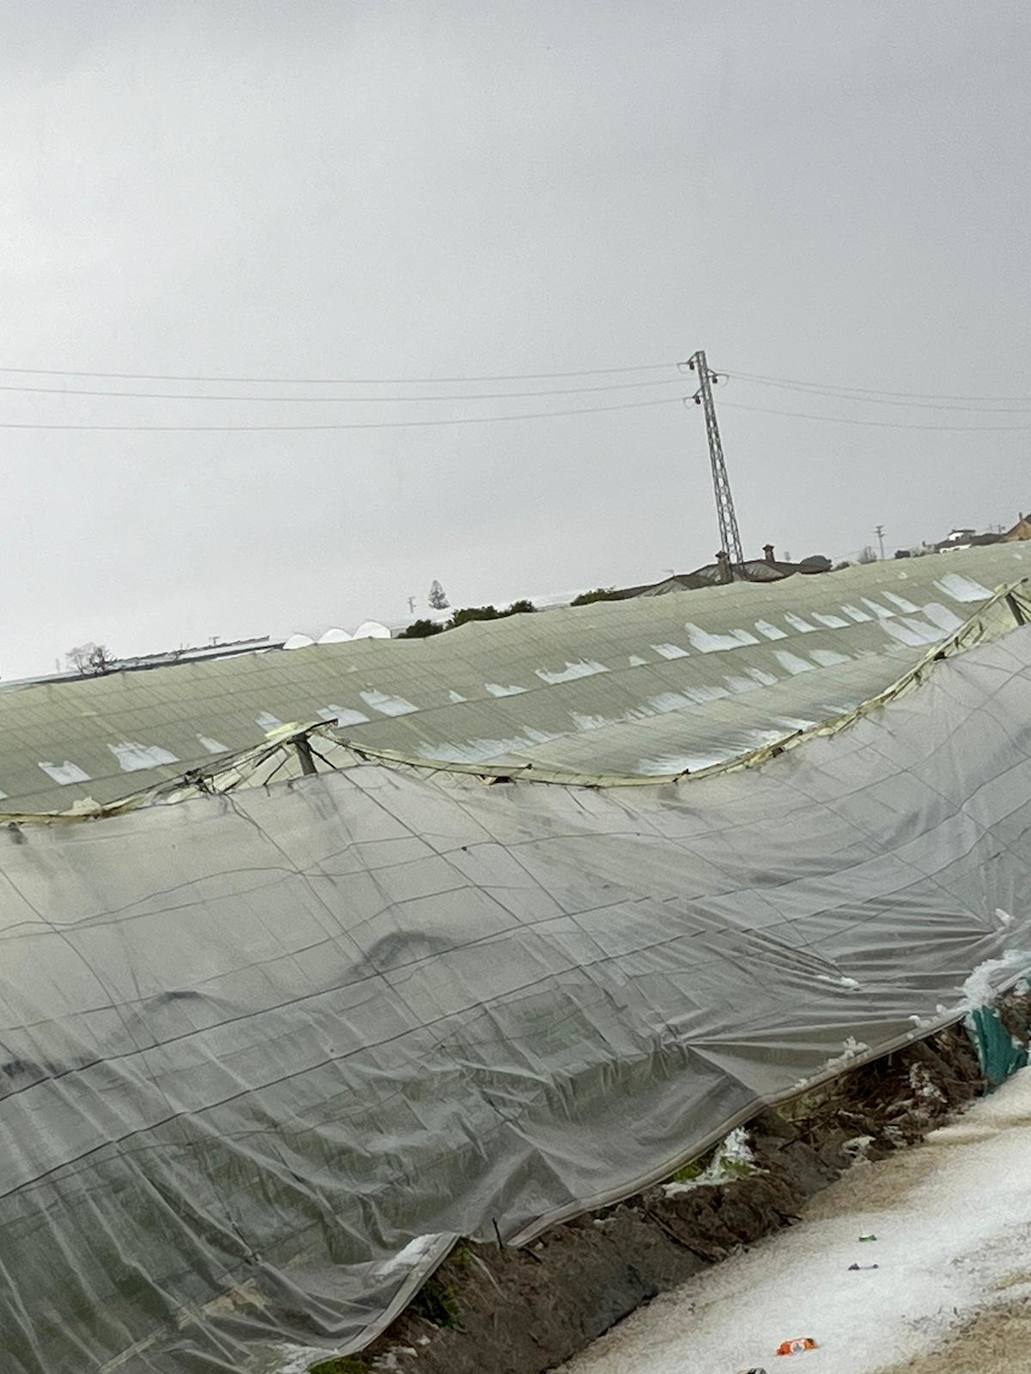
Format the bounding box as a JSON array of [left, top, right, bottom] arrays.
[[570, 712, 612, 732], [535, 660, 609, 684], [416, 728, 556, 764], [38, 760, 91, 785], [812, 611, 850, 629], [684, 624, 758, 652], [484, 682, 527, 698], [774, 650, 817, 675], [745, 726, 796, 749], [747, 667, 779, 687], [920, 602, 964, 632], [637, 750, 732, 775], [317, 705, 371, 726], [861, 597, 895, 618], [648, 691, 694, 713], [691, 682, 732, 702], [809, 648, 851, 667], [882, 619, 943, 648], [783, 613, 818, 633], [108, 742, 180, 773], [256, 712, 284, 731], [651, 643, 690, 659], [197, 735, 229, 755], [935, 572, 991, 602], [754, 619, 788, 640], [840, 604, 873, 622], [359, 690, 418, 715]]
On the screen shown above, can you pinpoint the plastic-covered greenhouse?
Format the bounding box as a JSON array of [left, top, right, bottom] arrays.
[[2, 545, 1031, 1372]]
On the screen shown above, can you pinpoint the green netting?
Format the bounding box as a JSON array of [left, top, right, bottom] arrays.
[[965, 1005, 1029, 1089]]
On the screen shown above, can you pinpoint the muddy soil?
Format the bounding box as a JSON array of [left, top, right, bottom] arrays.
[[877, 1295, 1031, 1373]]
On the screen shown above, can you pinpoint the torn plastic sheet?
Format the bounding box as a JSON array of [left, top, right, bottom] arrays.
[[3, 631, 1031, 1369]]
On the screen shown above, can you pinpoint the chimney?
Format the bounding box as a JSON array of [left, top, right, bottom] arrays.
[[763, 543, 776, 564], [715, 550, 732, 584]]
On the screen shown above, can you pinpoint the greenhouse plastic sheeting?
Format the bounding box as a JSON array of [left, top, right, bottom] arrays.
[[1, 544, 1030, 811], [4, 626, 1031, 1370]]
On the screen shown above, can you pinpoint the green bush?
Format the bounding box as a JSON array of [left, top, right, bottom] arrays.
[[449, 605, 501, 628], [571, 587, 619, 606], [397, 619, 445, 639]]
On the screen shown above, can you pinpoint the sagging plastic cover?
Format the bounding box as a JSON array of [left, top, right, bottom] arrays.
[[3, 629, 1031, 1371]]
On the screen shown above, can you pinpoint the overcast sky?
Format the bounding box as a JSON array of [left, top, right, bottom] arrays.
[[1, 0, 1029, 676]]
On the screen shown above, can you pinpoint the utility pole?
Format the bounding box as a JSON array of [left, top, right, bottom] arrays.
[[688, 351, 744, 573], [407, 596, 416, 615], [875, 524, 886, 560]]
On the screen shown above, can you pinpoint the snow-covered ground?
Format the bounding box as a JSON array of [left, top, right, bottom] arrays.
[[558, 1069, 1031, 1374]]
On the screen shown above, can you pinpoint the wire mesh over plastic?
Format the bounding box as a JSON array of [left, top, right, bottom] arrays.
[[2, 623, 1031, 1371]]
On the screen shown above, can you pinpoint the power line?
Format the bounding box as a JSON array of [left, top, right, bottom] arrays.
[[724, 369, 1031, 406], [0, 376, 684, 404], [0, 359, 681, 385], [723, 374, 1031, 413], [0, 394, 685, 432], [720, 399, 1031, 432]]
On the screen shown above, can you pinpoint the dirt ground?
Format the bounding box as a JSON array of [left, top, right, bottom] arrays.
[[878, 1295, 1031, 1373]]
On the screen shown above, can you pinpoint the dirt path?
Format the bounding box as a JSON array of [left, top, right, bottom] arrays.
[[556, 1070, 1031, 1374], [878, 1295, 1031, 1373]]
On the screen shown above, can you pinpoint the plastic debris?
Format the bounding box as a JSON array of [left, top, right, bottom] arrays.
[[858, 1232, 877, 1241], [776, 1337, 817, 1356], [848, 1262, 880, 1270]]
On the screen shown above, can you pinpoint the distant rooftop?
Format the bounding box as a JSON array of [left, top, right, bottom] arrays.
[[610, 545, 832, 598]]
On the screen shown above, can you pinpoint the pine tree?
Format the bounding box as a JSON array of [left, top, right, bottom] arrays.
[[428, 580, 450, 610]]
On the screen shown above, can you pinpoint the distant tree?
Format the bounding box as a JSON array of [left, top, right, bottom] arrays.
[[505, 599, 536, 615], [857, 545, 878, 565], [571, 587, 619, 606], [397, 619, 445, 639], [67, 642, 115, 675], [449, 605, 501, 628], [428, 580, 450, 610], [833, 560, 852, 571]]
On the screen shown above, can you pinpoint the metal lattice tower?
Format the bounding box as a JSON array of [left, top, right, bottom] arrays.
[[688, 350, 744, 570]]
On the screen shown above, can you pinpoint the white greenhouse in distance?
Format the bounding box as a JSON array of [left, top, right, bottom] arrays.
[[281, 621, 391, 649]]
